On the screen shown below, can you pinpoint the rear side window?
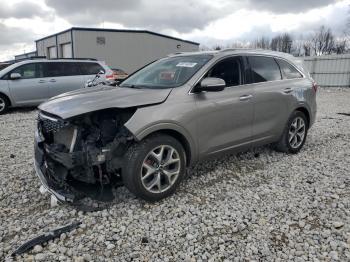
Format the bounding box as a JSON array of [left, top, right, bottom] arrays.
[[45, 62, 65, 77], [79, 62, 104, 75], [10, 63, 44, 79], [276, 59, 303, 79], [247, 56, 281, 83], [45, 62, 81, 77]]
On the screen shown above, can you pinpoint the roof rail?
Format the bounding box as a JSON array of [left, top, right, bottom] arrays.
[[28, 56, 47, 59], [48, 57, 97, 61], [219, 48, 257, 52]]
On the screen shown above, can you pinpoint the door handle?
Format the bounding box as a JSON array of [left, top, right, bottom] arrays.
[[49, 79, 56, 83], [38, 80, 45, 83], [283, 87, 293, 94], [239, 94, 253, 101]]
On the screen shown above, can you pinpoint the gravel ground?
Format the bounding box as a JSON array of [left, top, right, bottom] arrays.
[[1, 89, 350, 261]]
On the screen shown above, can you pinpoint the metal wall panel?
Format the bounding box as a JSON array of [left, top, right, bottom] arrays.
[[303, 54, 350, 88], [72, 30, 199, 73]]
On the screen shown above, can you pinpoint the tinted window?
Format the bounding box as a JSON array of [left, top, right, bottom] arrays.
[[45, 62, 81, 77], [277, 59, 303, 79], [206, 57, 241, 86], [63, 63, 80, 76], [80, 62, 104, 75], [248, 56, 281, 83], [11, 63, 44, 79], [45, 62, 65, 77]]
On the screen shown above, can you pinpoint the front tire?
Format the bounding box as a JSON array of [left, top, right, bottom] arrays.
[[122, 134, 186, 201], [275, 111, 308, 154]]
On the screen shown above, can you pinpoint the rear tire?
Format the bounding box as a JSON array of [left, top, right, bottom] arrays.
[[122, 134, 186, 201], [0, 94, 10, 115], [274, 111, 308, 154]]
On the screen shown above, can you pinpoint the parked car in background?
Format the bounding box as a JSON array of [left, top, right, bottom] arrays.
[[0, 62, 11, 71], [0, 59, 113, 114], [111, 68, 128, 80], [34, 49, 317, 203]]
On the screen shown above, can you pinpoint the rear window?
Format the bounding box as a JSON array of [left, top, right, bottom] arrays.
[[276, 59, 303, 79], [247, 56, 282, 83]]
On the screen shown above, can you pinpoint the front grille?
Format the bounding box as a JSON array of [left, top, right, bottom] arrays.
[[38, 113, 67, 133]]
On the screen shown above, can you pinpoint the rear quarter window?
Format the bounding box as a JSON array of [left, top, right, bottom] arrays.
[[247, 56, 282, 83], [79, 62, 104, 75], [276, 59, 303, 79]]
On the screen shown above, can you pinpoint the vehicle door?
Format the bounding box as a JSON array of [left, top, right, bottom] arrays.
[[7, 62, 48, 105], [194, 56, 254, 156], [246, 55, 294, 141], [45, 62, 85, 98]]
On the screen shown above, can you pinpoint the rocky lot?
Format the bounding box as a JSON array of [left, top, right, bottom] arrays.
[[0, 89, 349, 261]]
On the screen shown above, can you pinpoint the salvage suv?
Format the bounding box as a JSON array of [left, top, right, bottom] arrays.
[[34, 49, 317, 203]]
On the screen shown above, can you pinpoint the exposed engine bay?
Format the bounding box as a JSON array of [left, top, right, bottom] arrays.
[[35, 108, 136, 202]]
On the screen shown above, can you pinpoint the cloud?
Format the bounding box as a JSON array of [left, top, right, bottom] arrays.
[[44, 0, 340, 34], [0, 22, 38, 61], [44, 0, 236, 33], [245, 0, 335, 13], [0, 2, 46, 19]]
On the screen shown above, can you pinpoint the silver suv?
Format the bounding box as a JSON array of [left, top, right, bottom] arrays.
[[0, 59, 113, 114], [34, 49, 317, 203]]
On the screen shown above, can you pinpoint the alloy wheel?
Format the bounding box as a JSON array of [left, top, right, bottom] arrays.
[[141, 145, 181, 193], [288, 116, 306, 149], [0, 97, 5, 112]]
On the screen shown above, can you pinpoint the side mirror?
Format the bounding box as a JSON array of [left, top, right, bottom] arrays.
[[10, 73, 22, 80], [98, 70, 104, 75], [199, 77, 226, 92]]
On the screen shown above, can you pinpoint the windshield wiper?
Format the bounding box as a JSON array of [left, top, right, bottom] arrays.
[[120, 84, 144, 89]]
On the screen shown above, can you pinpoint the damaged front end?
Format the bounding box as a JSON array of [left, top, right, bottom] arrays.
[[34, 108, 136, 203]]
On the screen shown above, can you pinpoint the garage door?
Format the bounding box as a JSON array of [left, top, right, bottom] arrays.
[[61, 43, 72, 58], [48, 46, 57, 59]]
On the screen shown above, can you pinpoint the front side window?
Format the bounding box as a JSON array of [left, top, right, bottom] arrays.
[[276, 59, 303, 79], [120, 55, 213, 89], [11, 63, 43, 79], [247, 56, 281, 83], [205, 57, 242, 87]]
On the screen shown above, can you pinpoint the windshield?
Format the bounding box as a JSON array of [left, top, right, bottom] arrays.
[[120, 55, 212, 89]]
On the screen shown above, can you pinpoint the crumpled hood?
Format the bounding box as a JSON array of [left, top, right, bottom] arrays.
[[39, 85, 172, 119]]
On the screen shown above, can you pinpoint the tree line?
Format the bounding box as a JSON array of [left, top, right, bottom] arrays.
[[209, 25, 350, 56]]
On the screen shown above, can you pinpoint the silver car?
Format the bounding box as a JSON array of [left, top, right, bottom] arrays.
[[0, 59, 113, 114], [34, 49, 317, 202]]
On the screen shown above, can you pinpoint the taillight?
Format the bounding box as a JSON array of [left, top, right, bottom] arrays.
[[312, 81, 318, 93], [106, 74, 114, 79]]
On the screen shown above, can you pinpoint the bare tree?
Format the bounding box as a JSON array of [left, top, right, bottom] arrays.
[[270, 33, 293, 53], [311, 26, 335, 55], [254, 36, 270, 49]]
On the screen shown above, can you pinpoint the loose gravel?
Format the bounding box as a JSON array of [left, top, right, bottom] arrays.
[[1, 89, 349, 261]]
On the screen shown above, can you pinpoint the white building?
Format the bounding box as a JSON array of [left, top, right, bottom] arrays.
[[35, 27, 200, 73]]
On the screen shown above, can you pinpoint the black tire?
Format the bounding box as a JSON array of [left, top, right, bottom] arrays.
[[122, 134, 186, 201], [274, 111, 308, 154], [0, 94, 10, 115]]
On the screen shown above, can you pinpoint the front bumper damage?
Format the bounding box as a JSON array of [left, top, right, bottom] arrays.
[[34, 109, 135, 203]]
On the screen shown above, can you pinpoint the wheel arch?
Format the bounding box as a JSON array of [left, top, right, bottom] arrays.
[[133, 124, 197, 166], [0, 92, 11, 106], [294, 106, 310, 127]]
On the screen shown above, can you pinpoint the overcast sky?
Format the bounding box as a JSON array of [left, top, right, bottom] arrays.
[[0, 0, 349, 61]]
